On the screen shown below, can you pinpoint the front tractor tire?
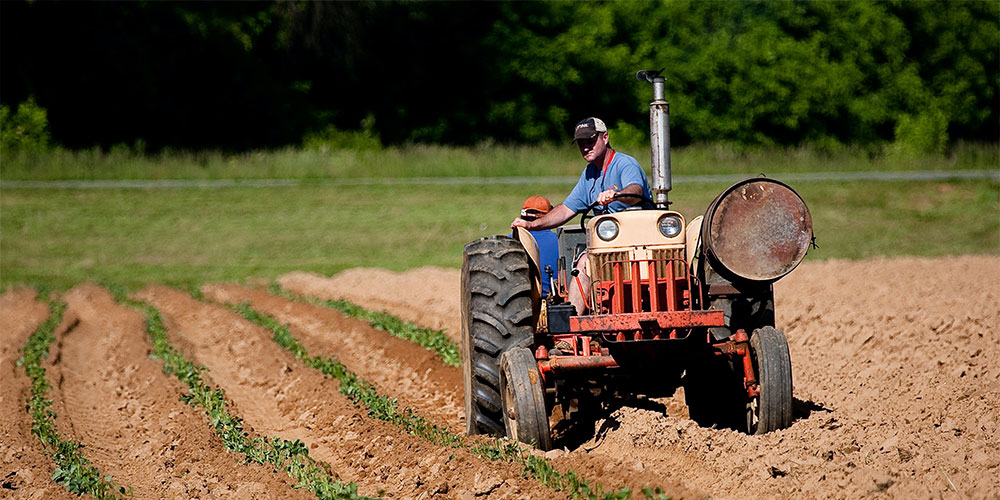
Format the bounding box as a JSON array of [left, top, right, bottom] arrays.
[[461, 236, 535, 437], [500, 348, 552, 450], [747, 326, 793, 434], [684, 326, 794, 434]]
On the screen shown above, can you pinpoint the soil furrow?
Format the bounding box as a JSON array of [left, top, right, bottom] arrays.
[[278, 269, 463, 344], [0, 289, 76, 500], [214, 285, 704, 498], [51, 284, 315, 499], [136, 285, 555, 499], [202, 283, 464, 434], [280, 256, 1000, 499]]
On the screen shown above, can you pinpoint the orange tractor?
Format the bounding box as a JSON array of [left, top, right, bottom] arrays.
[[461, 69, 813, 449]]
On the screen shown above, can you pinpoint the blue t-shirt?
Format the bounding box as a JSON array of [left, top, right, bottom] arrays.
[[562, 151, 653, 215]]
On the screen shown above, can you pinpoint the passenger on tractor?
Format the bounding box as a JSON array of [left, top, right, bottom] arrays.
[[511, 117, 653, 314], [509, 195, 559, 296]]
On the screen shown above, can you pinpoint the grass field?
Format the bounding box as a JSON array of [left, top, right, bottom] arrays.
[[2, 150, 997, 290], [2, 141, 996, 181]]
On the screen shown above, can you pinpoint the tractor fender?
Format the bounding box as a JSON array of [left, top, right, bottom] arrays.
[[512, 228, 544, 321], [686, 215, 703, 268]]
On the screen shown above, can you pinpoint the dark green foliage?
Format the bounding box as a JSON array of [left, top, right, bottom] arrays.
[[18, 300, 129, 499], [1, 1, 995, 150], [269, 283, 461, 367], [1, 97, 51, 153]]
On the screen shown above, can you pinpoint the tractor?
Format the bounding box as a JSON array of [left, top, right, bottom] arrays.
[[461, 69, 813, 449]]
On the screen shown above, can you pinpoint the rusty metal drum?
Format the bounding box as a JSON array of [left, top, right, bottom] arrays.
[[701, 178, 813, 282]]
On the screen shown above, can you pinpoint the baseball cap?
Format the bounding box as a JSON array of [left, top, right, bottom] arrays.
[[572, 117, 608, 143], [520, 195, 552, 220]]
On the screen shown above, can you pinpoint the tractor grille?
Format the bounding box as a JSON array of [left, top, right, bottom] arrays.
[[651, 248, 686, 278], [592, 248, 685, 281], [592, 251, 631, 281], [590, 246, 693, 315]]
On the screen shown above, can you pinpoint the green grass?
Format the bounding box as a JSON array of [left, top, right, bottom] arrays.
[[2, 142, 995, 181], [2, 176, 997, 290]]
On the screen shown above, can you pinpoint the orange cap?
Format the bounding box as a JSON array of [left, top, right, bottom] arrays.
[[521, 195, 552, 219]]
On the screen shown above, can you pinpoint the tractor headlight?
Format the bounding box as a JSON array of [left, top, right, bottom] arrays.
[[596, 218, 620, 241], [658, 215, 683, 238]]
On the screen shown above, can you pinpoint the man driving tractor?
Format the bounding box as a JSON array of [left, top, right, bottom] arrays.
[[511, 117, 653, 314], [465, 70, 809, 449]]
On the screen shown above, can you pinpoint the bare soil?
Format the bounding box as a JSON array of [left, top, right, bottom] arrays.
[[3, 255, 997, 499], [136, 285, 555, 499], [0, 289, 76, 500], [276, 256, 1000, 500]]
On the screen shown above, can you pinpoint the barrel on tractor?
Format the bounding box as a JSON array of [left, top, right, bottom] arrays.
[[461, 69, 813, 449]]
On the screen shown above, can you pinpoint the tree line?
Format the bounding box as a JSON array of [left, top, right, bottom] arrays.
[[1, 0, 996, 152]]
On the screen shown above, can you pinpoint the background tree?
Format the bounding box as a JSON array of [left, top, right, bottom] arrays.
[[1, 0, 995, 151]]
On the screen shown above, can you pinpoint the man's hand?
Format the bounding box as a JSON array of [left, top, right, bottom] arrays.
[[511, 217, 532, 229], [597, 188, 617, 206]]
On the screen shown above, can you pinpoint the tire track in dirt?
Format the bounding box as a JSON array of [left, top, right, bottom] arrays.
[[50, 284, 316, 499], [202, 283, 464, 435], [136, 285, 556, 499], [0, 289, 76, 500], [281, 256, 1000, 499], [263, 280, 705, 498]]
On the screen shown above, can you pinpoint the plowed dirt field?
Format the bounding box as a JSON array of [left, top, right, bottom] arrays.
[[3, 256, 998, 499]]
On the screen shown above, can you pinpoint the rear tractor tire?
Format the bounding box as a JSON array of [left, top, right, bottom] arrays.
[[461, 236, 536, 437], [500, 348, 552, 450], [746, 326, 793, 434]]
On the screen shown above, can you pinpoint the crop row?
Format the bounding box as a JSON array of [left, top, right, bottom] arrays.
[[18, 299, 129, 499], [247, 286, 676, 500], [104, 284, 373, 500], [18, 285, 672, 499]]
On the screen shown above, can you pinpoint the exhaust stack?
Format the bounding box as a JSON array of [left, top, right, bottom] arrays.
[[637, 69, 671, 209]]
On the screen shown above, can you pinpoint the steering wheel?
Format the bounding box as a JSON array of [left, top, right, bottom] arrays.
[[578, 193, 655, 231]]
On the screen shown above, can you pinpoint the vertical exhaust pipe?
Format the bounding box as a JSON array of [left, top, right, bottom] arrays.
[[637, 69, 671, 209]]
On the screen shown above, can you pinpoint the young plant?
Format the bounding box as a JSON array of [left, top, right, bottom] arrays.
[[232, 301, 658, 500], [104, 283, 373, 500], [18, 299, 129, 499], [269, 283, 461, 367]]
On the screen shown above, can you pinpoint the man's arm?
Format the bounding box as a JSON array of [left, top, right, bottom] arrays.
[[596, 183, 644, 206], [511, 203, 576, 231]]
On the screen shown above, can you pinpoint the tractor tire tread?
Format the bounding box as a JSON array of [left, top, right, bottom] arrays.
[[750, 326, 793, 434], [462, 236, 535, 437]]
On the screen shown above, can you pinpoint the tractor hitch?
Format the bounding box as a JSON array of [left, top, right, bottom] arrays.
[[712, 329, 760, 399]]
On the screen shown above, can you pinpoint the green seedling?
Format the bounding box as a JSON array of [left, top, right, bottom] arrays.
[[234, 301, 658, 500], [18, 299, 130, 499], [104, 283, 374, 500], [270, 283, 461, 367]]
